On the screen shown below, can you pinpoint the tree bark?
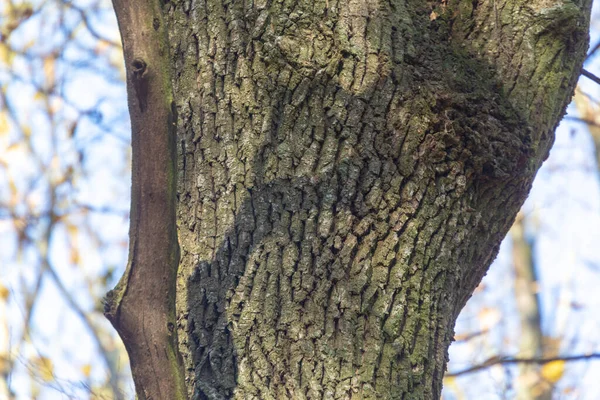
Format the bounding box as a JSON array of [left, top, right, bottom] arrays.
[[107, 0, 592, 399]]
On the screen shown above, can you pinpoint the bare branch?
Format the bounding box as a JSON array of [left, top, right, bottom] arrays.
[[446, 353, 600, 377], [581, 68, 600, 85]]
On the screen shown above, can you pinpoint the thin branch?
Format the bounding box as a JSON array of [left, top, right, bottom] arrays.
[[446, 353, 600, 377], [581, 69, 600, 85], [62, 0, 122, 48]]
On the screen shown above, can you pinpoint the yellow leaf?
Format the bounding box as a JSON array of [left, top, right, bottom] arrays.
[[0, 112, 8, 136], [443, 376, 456, 386], [0, 43, 12, 65], [70, 247, 80, 265], [66, 224, 80, 265], [0, 284, 9, 300], [43, 56, 55, 88], [443, 376, 466, 400], [33, 356, 54, 382], [541, 359, 565, 383], [81, 363, 92, 378], [9, 177, 18, 207], [22, 125, 31, 138], [66, 223, 78, 237]]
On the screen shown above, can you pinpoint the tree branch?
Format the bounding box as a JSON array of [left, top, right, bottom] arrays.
[[446, 353, 600, 377], [581, 68, 600, 85]]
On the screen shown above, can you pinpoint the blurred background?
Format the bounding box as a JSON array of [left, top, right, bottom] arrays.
[[1, 1, 600, 399]]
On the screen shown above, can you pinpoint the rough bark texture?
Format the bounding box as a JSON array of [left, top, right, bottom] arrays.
[[108, 0, 591, 399], [168, 0, 590, 398]]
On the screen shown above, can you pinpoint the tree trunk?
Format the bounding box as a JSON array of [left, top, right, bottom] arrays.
[[512, 214, 550, 400], [106, 0, 592, 399]]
